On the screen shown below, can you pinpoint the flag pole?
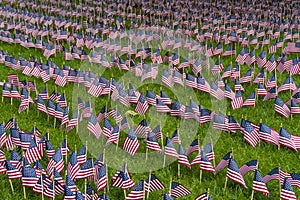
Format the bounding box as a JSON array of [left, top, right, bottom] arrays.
[[147, 170, 151, 199], [210, 136, 215, 167], [163, 132, 168, 168], [8, 179, 14, 194], [84, 179, 87, 200], [41, 171, 44, 200], [250, 159, 259, 200]]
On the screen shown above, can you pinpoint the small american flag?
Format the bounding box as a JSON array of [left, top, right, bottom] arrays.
[[252, 169, 269, 196], [226, 158, 247, 188], [280, 177, 297, 200], [170, 181, 191, 198], [122, 129, 140, 156]]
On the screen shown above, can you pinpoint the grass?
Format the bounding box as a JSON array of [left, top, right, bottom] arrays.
[[0, 32, 299, 200]]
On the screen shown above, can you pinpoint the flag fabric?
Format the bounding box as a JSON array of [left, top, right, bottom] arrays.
[[145, 174, 165, 192], [186, 139, 199, 156], [200, 151, 215, 173], [164, 137, 178, 159], [87, 113, 102, 139], [239, 160, 258, 176], [215, 151, 232, 172], [97, 164, 107, 191], [170, 181, 191, 198], [274, 96, 290, 118], [280, 177, 297, 200], [259, 123, 279, 146], [122, 129, 140, 156], [243, 91, 256, 107], [178, 144, 191, 168], [231, 90, 243, 109], [195, 192, 212, 200], [46, 148, 64, 175], [146, 131, 162, 153], [241, 120, 260, 147], [125, 180, 145, 200], [279, 127, 297, 151], [252, 169, 269, 196], [21, 166, 38, 187], [226, 158, 247, 188], [68, 150, 80, 180], [135, 93, 149, 115]]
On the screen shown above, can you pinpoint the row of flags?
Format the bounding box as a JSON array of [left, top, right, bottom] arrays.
[[1, 117, 299, 199], [2, 57, 300, 152], [0, 116, 214, 199], [1, 47, 300, 121]]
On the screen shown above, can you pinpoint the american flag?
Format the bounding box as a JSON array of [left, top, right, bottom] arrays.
[[197, 76, 210, 93], [164, 137, 178, 159], [103, 118, 113, 139], [122, 128, 140, 156], [231, 90, 243, 109], [76, 158, 93, 180], [280, 177, 297, 200], [170, 181, 191, 198], [145, 174, 165, 192], [278, 75, 296, 93], [274, 96, 290, 118], [24, 137, 41, 164], [279, 127, 297, 151], [239, 160, 258, 176], [146, 131, 162, 153], [200, 151, 215, 173], [210, 82, 224, 100], [215, 151, 232, 172], [21, 166, 38, 187], [259, 123, 279, 146], [66, 110, 78, 132], [10, 84, 21, 99], [226, 158, 247, 188], [240, 67, 254, 83], [37, 95, 48, 114], [97, 164, 107, 191], [266, 71, 277, 88], [106, 124, 120, 146], [241, 120, 260, 147], [195, 192, 212, 200], [135, 93, 149, 115], [290, 100, 300, 114], [171, 130, 179, 144], [263, 168, 280, 183], [186, 139, 199, 156], [125, 180, 145, 200], [87, 113, 102, 139], [212, 113, 228, 131], [68, 150, 80, 180], [199, 108, 212, 124], [5, 160, 22, 180], [178, 144, 190, 168], [64, 185, 76, 199], [290, 173, 300, 188], [222, 65, 231, 79], [252, 169, 269, 196], [135, 119, 150, 137], [156, 98, 171, 113], [257, 83, 267, 96], [2, 82, 10, 98], [243, 91, 256, 107], [46, 148, 64, 175]]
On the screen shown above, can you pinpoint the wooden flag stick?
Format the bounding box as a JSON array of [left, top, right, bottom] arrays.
[[210, 136, 216, 167], [200, 168, 203, 184], [147, 170, 151, 199], [84, 179, 87, 200], [41, 171, 44, 200], [169, 177, 172, 195], [9, 179, 14, 194]]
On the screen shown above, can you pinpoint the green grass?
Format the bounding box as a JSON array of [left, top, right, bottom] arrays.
[[0, 35, 299, 200]]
